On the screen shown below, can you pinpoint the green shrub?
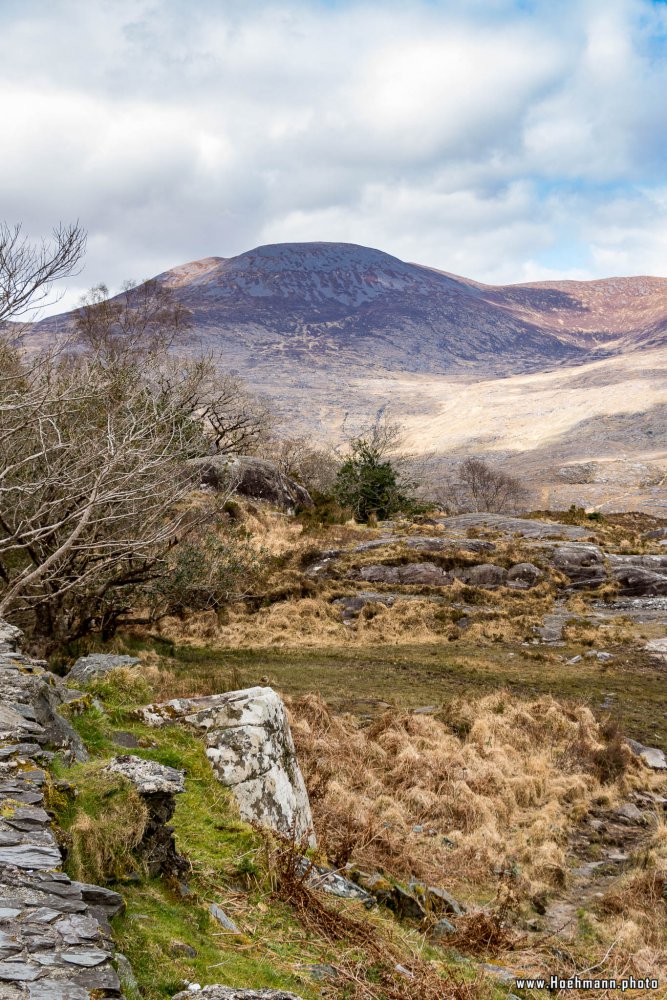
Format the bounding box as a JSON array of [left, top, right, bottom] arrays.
[[333, 439, 421, 523]]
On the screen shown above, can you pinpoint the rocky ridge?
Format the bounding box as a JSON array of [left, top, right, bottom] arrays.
[[306, 515, 667, 636]]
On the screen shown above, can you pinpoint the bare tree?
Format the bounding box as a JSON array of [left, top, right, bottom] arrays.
[[75, 279, 190, 361], [258, 433, 340, 493], [0, 349, 220, 647], [154, 355, 274, 455], [437, 457, 529, 514], [0, 222, 86, 323], [75, 283, 273, 454]]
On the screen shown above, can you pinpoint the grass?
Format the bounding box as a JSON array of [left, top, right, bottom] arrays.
[[47, 505, 667, 996], [118, 634, 667, 749], [53, 674, 506, 1000], [287, 691, 652, 906]]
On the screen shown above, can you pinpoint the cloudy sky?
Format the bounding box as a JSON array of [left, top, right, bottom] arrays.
[[3, 0, 667, 312]]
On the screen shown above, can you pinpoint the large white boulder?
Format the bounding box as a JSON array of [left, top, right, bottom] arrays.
[[140, 687, 315, 845]]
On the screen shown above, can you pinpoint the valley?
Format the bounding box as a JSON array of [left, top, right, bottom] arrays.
[[30, 241, 667, 513]]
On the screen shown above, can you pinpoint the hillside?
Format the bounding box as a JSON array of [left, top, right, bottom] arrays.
[[29, 241, 667, 511]]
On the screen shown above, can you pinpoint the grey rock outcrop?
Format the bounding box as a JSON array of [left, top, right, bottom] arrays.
[[506, 562, 543, 588], [458, 563, 507, 588], [173, 988, 304, 1000], [549, 543, 607, 589], [188, 455, 314, 512], [0, 619, 124, 997], [626, 738, 667, 770], [556, 463, 598, 484], [352, 559, 532, 590], [394, 563, 450, 587], [644, 637, 667, 662], [353, 537, 496, 555], [139, 687, 315, 845], [66, 654, 140, 686], [437, 513, 592, 540], [609, 559, 667, 597]]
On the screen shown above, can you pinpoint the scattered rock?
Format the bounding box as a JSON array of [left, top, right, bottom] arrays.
[[112, 730, 142, 748], [139, 687, 315, 845], [409, 881, 466, 916], [615, 802, 646, 824], [66, 653, 140, 685], [304, 963, 339, 981], [359, 876, 425, 921], [103, 754, 186, 877], [479, 962, 519, 984], [297, 860, 374, 904], [430, 917, 457, 938], [626, 738, 667, 770], [170, 941, 198, 957], [209, 903, 241, 934]]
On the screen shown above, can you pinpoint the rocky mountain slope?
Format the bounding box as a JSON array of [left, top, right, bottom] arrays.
[[35, 242, 667, 379], [30, 241, 667, 511]]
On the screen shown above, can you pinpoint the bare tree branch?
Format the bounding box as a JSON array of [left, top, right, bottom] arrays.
[[0, 222, 86, 323]]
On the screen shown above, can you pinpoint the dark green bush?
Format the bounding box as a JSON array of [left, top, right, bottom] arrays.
[[333, 439, 421, 523]]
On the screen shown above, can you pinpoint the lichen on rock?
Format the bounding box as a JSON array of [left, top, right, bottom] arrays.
[[139, 687, 315, 845]]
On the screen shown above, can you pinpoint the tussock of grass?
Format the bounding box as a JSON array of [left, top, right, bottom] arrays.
[[562, 615, 636, 647], [289, 692, 639, 897], [50, 764, 149, 884]]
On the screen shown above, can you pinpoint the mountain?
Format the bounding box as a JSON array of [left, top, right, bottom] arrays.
[[29, 241, 667, 512], [149, 242, 667, 376]]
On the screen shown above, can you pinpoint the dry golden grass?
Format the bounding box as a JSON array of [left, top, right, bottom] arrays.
[[157, 578, 555, 649], [562, 616, 637, 647], [65, 772, 149, 884], [586, 857, 667, 988], [288, 692, 641, 898]]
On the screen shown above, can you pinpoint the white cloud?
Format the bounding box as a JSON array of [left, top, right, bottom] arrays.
[[1, 0, 667, 312]]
